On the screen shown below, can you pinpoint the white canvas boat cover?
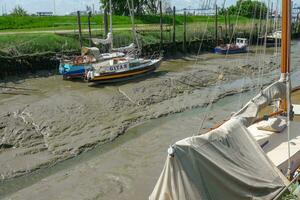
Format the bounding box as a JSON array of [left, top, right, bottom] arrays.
[[150, 81, 288, 200], [92, 32, 113, 45], [112, 43, 135, 53]]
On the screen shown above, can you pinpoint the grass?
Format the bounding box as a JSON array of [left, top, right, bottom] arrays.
[[0, 33, 82, 55], [0, 14, 266, 56], [0, 14, 254, 32]]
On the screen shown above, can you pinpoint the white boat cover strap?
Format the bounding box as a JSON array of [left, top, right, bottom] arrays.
[[112, 43, 135, 52], [92, 32, 113, 45]]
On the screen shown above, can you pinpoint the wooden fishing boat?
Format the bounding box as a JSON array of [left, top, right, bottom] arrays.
[[85, 57, 162, 83], [214, 38, 248, 54]]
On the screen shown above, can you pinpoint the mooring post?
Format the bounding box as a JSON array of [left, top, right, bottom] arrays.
[[77, 11, 83, 49], [183, 9, 187, 52], [159, 0, 163, 51], [172, 6, 176, 48], [104, 7, 109, 37], [88, 11, 92, 47], [297, 13, 300, 34], [224, 12, 228, 42], [215, 4, 218, 46], [254, 23, 258, 42]]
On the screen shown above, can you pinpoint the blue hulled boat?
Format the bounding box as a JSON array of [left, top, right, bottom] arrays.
[[59, 46, 125, 79], [214, 38, 249, 54]]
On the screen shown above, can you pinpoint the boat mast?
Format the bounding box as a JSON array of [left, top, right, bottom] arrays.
[[281, 0, 291, 77], [109, 0, 113, 50], [127, 0, 141, 56], [281, 0, 292, 178]]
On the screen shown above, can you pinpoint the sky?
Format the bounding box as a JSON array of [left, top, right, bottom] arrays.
[[0, 0, 299, 16]]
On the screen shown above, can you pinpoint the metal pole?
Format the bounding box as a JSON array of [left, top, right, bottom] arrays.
[[109, 0, 113, 50], [53, 0, 56, 15], [77, 11, 83, 49]]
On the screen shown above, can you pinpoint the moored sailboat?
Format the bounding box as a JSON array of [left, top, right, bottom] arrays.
[[150, 0, 300, 199], [84, 0, 162, 84]]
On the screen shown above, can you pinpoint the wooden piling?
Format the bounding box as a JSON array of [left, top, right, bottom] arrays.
[[172, 6, 176, 47], [104, 7, 109, 36], [183, 10, 187, 52], [228, 14, 231, 37], [215, 4, 218, 46], [159, 0, 163, 51], [225, 12, 228, 41], [88, 11, 92, 47], [77, 11, 83, 49]]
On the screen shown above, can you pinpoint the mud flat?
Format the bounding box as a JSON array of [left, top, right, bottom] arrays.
[[0, 53, 276, 178], [1, 43, 300, 199]]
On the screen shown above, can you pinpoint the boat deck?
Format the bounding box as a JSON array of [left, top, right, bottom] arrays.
[[248, 89, 300, 175]]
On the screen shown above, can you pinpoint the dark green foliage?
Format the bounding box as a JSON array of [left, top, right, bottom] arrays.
[[100, 0, 158, 15], [220, 0, 268, 19], [10, 5, 28, 16]]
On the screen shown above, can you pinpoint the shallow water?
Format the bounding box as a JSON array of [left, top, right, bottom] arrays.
[[1, 42, 300, 199]]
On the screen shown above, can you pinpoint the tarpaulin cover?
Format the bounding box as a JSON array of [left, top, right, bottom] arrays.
[[150, 81, 288, 200]]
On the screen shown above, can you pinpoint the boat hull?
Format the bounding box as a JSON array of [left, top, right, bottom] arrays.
[[59, 63, 86, 79], [87, 59, 161, 84], [214, 46, 248, 54]]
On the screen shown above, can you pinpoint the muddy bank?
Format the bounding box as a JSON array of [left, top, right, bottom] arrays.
[[0, 36, 281, 78], [0, 50, 281, 182]]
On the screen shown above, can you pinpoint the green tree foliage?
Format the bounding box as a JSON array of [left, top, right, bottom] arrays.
[[100, 0, 158, 15], [10, 5, 28, 16], [220, 0, 268, 19]]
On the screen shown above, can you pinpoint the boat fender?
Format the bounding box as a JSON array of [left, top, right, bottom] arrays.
[[168, 145, 175, 157], [74, 56, 84, 65]]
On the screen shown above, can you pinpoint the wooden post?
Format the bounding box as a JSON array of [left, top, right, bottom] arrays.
[[159, 0, 163, 51], [215, 4, 218, 46], [228, 14, 231, 37], [77, 11, 83, 48], [297, 13, 300, 33], [183, 10, 187, 52], [103, 7, 109, 36], [172, 6, 176, 47], [224, 12, 228, 41], [88, 11, 92, 47]]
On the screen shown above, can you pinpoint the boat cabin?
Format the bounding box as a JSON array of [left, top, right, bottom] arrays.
[[236, 38, 248, 48]]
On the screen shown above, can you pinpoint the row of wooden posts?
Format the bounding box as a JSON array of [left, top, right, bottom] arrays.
[[75, 4, 300, 53]]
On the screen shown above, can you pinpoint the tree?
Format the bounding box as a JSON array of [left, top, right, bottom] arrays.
[[220, 0, 268, 19], [10, 5, 28, 16], [100, 0, 158, 16]]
